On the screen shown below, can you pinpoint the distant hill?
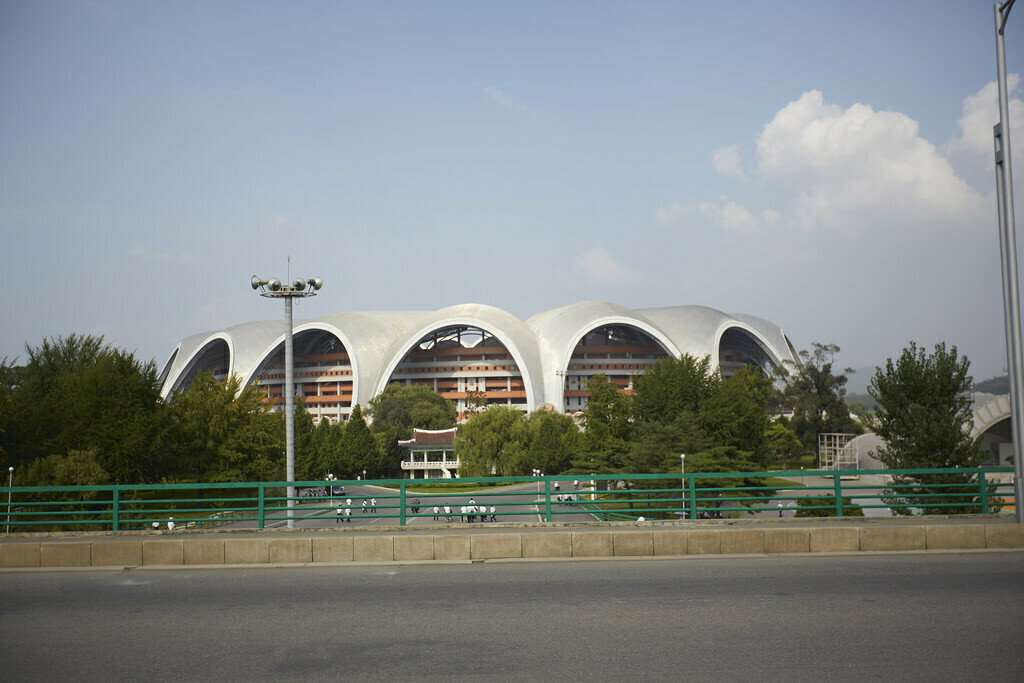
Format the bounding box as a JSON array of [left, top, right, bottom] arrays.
[[974, 375, 1010, 394], [842, 368, 1009, 397]]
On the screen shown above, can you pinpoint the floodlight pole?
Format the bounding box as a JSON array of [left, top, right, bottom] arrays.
[[994, 2, 1024, 524], [252, 274, 323, 528]]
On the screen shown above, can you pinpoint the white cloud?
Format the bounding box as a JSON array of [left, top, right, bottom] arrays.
[[484, 86, 527, 113], [749, 90, 987, 233], [654, 202, 689, 225], [571, 247, 642, 285], [699, 199, 779, 234], [712, 145, 745, 180], [946, 75, 1024, 159]]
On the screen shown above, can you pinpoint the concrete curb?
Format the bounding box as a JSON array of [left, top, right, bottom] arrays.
[[2, 523, 1022, 569]]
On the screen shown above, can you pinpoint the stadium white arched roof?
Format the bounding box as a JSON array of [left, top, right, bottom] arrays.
[[527, 301, 682, 406], [159, 301, 800, 409], [373, 303, 543, 408]]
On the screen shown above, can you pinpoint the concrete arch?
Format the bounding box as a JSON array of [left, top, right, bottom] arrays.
[[971, 394, 1012, 440], [556, 316, 678, 413], [713, 321, 786, 377], [241, 323, 359, 423], [528, 302, 680, 410], [162, 333, 234, 397], [972, 394, 1014, 466], [374, 305, 541, 414]]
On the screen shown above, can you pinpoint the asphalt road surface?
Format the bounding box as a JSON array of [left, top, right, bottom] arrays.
[[2, 552, 1023, 681]]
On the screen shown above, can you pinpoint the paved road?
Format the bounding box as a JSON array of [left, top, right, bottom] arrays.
[[243, 482, 599, 529], [2, 553, 1022, 681]]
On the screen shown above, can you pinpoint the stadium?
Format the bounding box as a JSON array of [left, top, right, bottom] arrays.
[[158, 301, 801, 423]]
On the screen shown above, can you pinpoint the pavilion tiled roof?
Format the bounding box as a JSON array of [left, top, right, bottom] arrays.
[[398, 427, 456, 448]]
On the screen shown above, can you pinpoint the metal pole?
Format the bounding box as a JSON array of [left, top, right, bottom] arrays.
[[680, 454, 685, 519], [284, 295, 296, 528], [252, 274, 321, 530], [6, 466, 12, 533], [994, 1, 1024, 523]]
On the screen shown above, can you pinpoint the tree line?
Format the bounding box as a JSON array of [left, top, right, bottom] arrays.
[[1, 334, 988, 515]]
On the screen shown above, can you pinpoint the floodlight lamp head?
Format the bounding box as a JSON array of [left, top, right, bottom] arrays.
[[267, 278, 282, 291], [308, 277, 323, 290], [292, 278, 306, 291], [251, 275, 267, 290]]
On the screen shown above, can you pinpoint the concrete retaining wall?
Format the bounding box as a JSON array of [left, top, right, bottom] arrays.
[[2, 523, 1023, 569]]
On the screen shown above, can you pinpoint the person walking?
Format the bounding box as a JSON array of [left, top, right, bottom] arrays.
[[433, 505, 439, 520], [370, 498, 377, 513], [362, 500, 367, 514], [444, 503, 452, 522], [336, 506, 343, 524]]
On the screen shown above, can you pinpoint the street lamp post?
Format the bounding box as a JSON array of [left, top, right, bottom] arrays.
[[994, 1, 1024, 524], [555, 369, 568, 412], [252, 274, 323, 528], [6, 466, 12, 534]]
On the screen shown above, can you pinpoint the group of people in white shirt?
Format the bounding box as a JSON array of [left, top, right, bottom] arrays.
[[432, 498, 496, 523]]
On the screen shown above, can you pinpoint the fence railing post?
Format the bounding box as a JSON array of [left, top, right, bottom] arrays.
[[687, 475, 697, 520], [979, 469, 990, 514], [258, 485, 265, 529], [112, 487, 120, 532], [544, 479, 552, 521], [833, 474, 844, 517], [399, 482, 407, 526]]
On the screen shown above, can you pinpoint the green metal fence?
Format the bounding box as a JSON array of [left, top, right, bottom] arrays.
[[0, 467, 1014, 533]]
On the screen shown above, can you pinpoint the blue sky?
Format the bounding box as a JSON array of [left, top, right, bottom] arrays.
[[2, 1, 1022, 383]]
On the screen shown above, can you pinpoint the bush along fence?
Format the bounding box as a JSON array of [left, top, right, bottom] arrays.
[[0, 467, 1014, 533]]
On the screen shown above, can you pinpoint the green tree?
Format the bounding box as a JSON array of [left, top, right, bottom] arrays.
[[523, 409, 577, 475], [369, 384, 457, 476], [795, 496, 864, 517], [4, 335, 165, 483], [773, 342, 863, 457], [368, 384, 457, 432], [699, 365, 771, 466], [582, 373, 633, 442], [765, 422, 802, 468], [311, 417, 345, 479], [625, 356, 775, 476], [340, 404, 380, 478], [624, 420, 688, 474], [162, 371, 284, 482], [454, 406, 527, 476], [0, 357, 24, 466], [293, 399, 318, 481], [682, 445, 776, 515], [20, 450, 109, 496], [464, 389, 488, 419], [632, 354, 715, 425], [868, 342, 985, 514]]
